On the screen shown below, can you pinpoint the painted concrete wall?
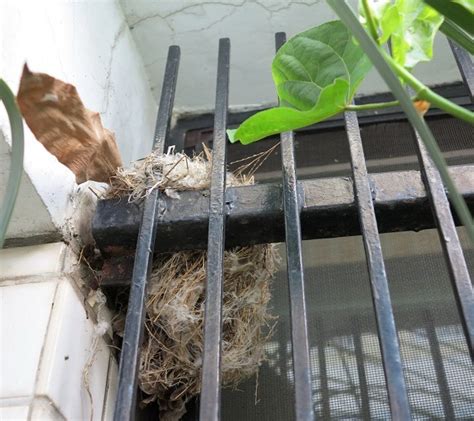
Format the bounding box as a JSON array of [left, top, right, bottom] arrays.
[[0, 0, 158, 241], [121, 0, 463, 111]]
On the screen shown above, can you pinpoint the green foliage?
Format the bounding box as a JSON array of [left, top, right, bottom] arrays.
[[0, 80, 24, 248], [425, 0, 474, 35], [360, 0, 444, 69], [391, 0, 444, 69], [424, 0, 474, 53], [440, 19, 474, 53], [228, 21, 372, 144], [452, 0, 474, 14], [359, 0, 401, 43]]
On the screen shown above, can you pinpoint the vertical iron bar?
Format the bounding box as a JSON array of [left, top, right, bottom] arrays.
[[406, 79, 474, 358], [275, 32, 314, 421], [344, 110, 411, 420], [353, 324, 371, 420], [316, 320, 330, 420], [424, 311, 455, 419], [412, 131, 474, 358], [113, 46, 180, 421], [449, 40, 474, 100], [199, 38, 230, 421]]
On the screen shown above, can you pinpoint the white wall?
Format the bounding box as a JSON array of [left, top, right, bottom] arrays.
[[0, 0, 158, 241], [0, 243, 118, 420], [120, 0, 463, 111]]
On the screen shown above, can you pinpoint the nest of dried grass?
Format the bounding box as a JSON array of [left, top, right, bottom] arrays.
[[109, 147, 280, 420]]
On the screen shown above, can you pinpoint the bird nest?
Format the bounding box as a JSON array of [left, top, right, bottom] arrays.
[[107, 147, 280, 420]]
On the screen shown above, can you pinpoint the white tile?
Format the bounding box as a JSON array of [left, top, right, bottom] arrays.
[[101, 356, 118, 421], [0, 243, 65, 281], [0, 405, 29, 420], [36, 281, 110, 421], [0, 282, 57, 398], [29, 396, 65, 420]]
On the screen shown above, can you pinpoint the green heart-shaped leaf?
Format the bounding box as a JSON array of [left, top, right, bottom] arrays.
[[229, 20, 372, 144]]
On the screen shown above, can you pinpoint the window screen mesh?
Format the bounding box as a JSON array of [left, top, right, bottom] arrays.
[[221, 229, 474, 420]]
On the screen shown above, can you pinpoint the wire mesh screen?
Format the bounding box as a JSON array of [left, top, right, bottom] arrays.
[[221, 228, 474, 420]]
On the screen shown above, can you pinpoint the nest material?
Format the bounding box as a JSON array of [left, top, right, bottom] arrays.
[[109, 148, 279, 420]]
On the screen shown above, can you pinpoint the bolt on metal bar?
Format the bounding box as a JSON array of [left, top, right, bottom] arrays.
[[275, 32, 314, 421], [449, 40, 474, 100], [344, 110, 411, 420], [199, 38, 230, 421], [113, 46, 180, 421]]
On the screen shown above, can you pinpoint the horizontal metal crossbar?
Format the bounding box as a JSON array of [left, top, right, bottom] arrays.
[[93, 165, 474, 260]]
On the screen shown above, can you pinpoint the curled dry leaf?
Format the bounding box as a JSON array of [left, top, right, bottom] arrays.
[[17, 64, 122, 184], [414, 100, 431, 116]]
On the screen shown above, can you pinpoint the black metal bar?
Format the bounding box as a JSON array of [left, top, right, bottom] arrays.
[[316, 320, 330, 420], [449, 40, 474, 101], [199, 38, 230, 421], [93, 165, 474, 262], [353, 325, 371, 420], [275, 32, 314, 421], [424, 311, 455, 419], [344, 110, 411, 420], [411, 127, 474, 358], [404, 75, 474, 358], [113, 46, 180, 421]]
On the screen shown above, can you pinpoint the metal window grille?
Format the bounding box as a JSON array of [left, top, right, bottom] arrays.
[[92, 36, 474, 421]]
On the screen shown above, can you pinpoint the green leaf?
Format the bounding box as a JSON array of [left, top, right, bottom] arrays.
[[391, 0, 444, 69], [424, 0, 474, 35], [359, 0, 401, 44], [229, 21, 372, 144], [452, 0, 474, 14], [440, 19, 474, 53], [228, 79, 348, 144]]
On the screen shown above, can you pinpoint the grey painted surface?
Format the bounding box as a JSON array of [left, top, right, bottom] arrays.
[[121, 0, 462, 110]]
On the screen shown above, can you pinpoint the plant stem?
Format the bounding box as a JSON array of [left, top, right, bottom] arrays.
[[345, 97, 417, 111], [0, 80, 24, 248], [328, 0, 474, 244], [361, 0, 379, 43], [382, 51, 474, 124]]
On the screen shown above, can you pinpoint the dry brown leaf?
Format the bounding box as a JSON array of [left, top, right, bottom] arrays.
[[17, 64, 122, 184]]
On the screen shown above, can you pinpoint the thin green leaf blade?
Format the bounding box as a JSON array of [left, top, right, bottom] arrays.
[[440, 19, 474, 53], [453, 0, 474, 14], [228, 79, 349, 144], [0, 80, 25, 248], [425, 0, 474, 35]]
